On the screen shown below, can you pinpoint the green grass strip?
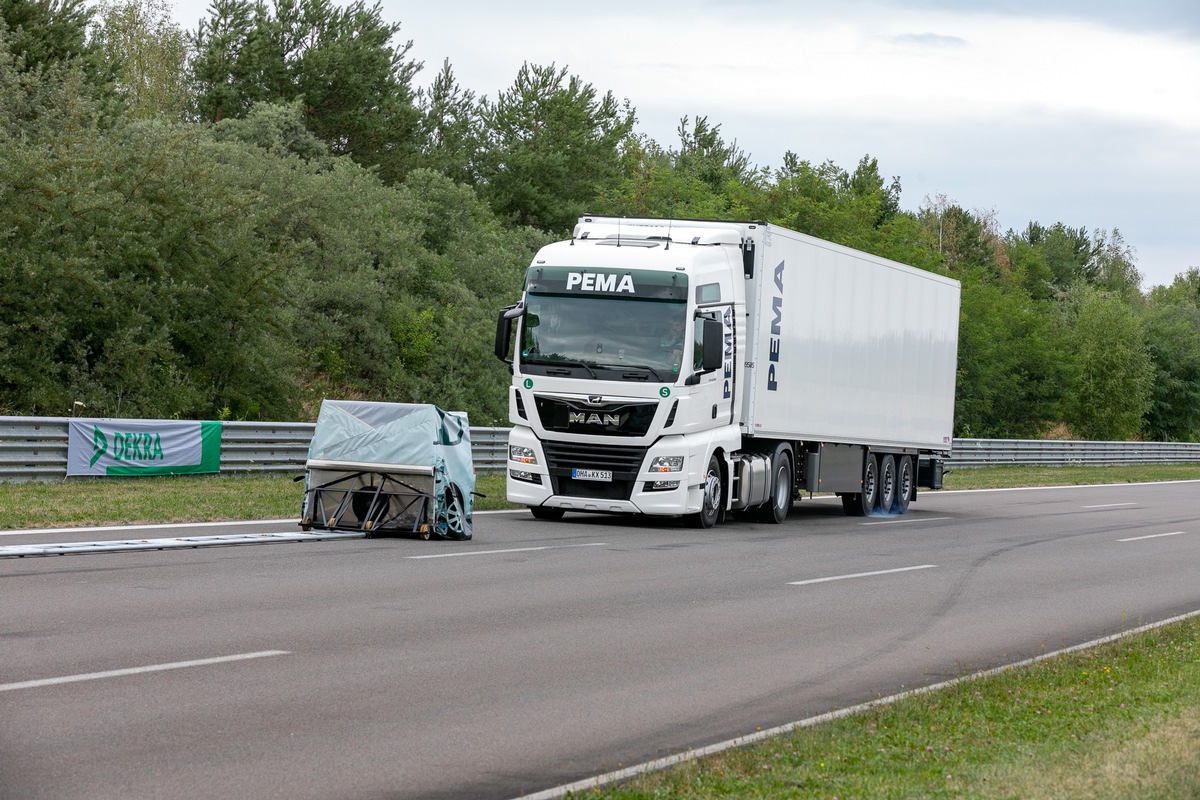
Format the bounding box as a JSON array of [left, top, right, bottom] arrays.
[[585, 612, 1200, 800], [2, 465, 1199, 530]]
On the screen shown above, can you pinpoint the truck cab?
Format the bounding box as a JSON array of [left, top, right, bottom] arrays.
[[495, 217, 752, 526]]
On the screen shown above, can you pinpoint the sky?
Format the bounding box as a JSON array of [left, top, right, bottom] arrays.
[[169, 0, 1200, 289]]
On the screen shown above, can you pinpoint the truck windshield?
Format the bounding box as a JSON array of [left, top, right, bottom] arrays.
[[520, 294, 692, 381]]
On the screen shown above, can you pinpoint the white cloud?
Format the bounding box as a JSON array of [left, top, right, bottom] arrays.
[[163, 0, 1200, 287]]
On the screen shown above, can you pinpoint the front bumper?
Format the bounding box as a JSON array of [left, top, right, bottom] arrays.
[[505, 426, 708, 516]]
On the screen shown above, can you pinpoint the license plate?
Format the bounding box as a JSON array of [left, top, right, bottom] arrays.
[[572, 468, 612, 482]]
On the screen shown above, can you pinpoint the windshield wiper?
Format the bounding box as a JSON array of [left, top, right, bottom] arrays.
[[597, 363, 667, 382], [538, 359, 598, 379]]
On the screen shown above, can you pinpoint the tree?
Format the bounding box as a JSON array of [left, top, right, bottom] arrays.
[[2, 0, 93, 69], [953, 281, 1062, 438], [1024, 222, 1092, 289], [1, 0, 118, 113], [673, 115, 757, 193], [756, 153, 903, 253], [593, 131, 739, 220], [917, 199, 996, 278], [0, 31, 300, 418], [191, 0, 422, 182], [187, 0, 252, 122], [1089, 227, 1141, 299], [477, 61, 635, 232], [1060, 287, 1154, 441], [415, 58, 480, 185], [1142, 274, 1200, 441], [1000, 233, 1054, 300], [90, 0, 189, 120]]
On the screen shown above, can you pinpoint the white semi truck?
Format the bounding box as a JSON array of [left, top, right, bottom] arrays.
[[494, 216, 960, 527]]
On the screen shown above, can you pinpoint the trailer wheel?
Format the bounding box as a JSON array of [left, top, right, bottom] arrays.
[[530, 506, 565, 521], [440, 483, 467, 539], [893, 456, 913, 514], [756, 446, 792, 524], [688, 454, 722, 529], [842, 453, 879, 517], [877, 455, 896, 515], [352, 487, 386, 535]]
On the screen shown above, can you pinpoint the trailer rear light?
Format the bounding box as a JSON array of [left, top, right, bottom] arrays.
[[509, 445, 538, 465]]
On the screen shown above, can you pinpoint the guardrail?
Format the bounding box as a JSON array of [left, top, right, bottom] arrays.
[[944, 438, 1200, 468], [0, 418, 511, 482], [2, 416, 1198, 482]]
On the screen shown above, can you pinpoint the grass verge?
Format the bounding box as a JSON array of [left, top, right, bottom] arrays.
[[591, 613, 1200, 800], [2, 464, 1198, 531], [941, 463, 1200, 491], [0, 472, 511, 530]]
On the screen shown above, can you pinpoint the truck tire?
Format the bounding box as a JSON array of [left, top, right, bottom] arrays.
[[842, 453, 879, 517], [530, 506, 565, 521], [877, 455, 896, 515], [893, 456, 913, 514], [687, 454, 722, 529], [756, 446, 792, 524]]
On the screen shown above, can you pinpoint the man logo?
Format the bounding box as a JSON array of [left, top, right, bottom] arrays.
[[569, 412, 620, 426], [586, 396, 605, 405]]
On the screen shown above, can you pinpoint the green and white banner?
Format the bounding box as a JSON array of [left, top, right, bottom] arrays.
[[67, 419, 222, 477]]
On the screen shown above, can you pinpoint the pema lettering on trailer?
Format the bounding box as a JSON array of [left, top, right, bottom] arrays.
[[767, 260, 783, 391]]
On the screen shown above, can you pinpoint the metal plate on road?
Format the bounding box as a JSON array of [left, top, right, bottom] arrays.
[[571, 468, 612, 482], [0, 531, 365, 558]]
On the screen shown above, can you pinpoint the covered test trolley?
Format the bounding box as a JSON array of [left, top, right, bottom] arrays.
[[300, 401, 475, 540]]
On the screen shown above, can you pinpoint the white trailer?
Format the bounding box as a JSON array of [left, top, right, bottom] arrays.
[[495, 216, 960, 526]]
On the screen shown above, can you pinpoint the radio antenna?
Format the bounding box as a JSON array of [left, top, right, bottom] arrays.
[[665, 218, 672, 250]]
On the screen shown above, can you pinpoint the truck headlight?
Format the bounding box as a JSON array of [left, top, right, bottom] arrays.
[[509, 445, 537, 465], [649, 455, 684, 473]]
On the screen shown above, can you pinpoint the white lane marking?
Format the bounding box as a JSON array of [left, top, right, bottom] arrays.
[[860, 517, 951, 526], [407, 543, 608, 560], [789, 564, 937, 586], [1083, 502, 1138, 509], [0, 650, 289, 693], [513, 608, 1200, 800], [1118, 531, 1185, 542]]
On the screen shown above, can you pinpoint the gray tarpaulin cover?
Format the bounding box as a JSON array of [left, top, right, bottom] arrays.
[[306, 400, 474, 539]]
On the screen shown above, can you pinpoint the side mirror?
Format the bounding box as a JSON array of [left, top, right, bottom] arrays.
[[494, 303, 523, 363], [701, 317, 723, 373]]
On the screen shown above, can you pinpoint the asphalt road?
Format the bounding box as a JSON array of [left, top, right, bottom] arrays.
[[2, 481, 1198, 799]]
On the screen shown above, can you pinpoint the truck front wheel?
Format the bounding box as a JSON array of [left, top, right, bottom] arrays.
[[688, 455, 722, 529]]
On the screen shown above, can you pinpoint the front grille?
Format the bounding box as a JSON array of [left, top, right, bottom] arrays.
[[534, 396, 657, 436], [542, 442, 648, 501], [542, 442, 647, 476]]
